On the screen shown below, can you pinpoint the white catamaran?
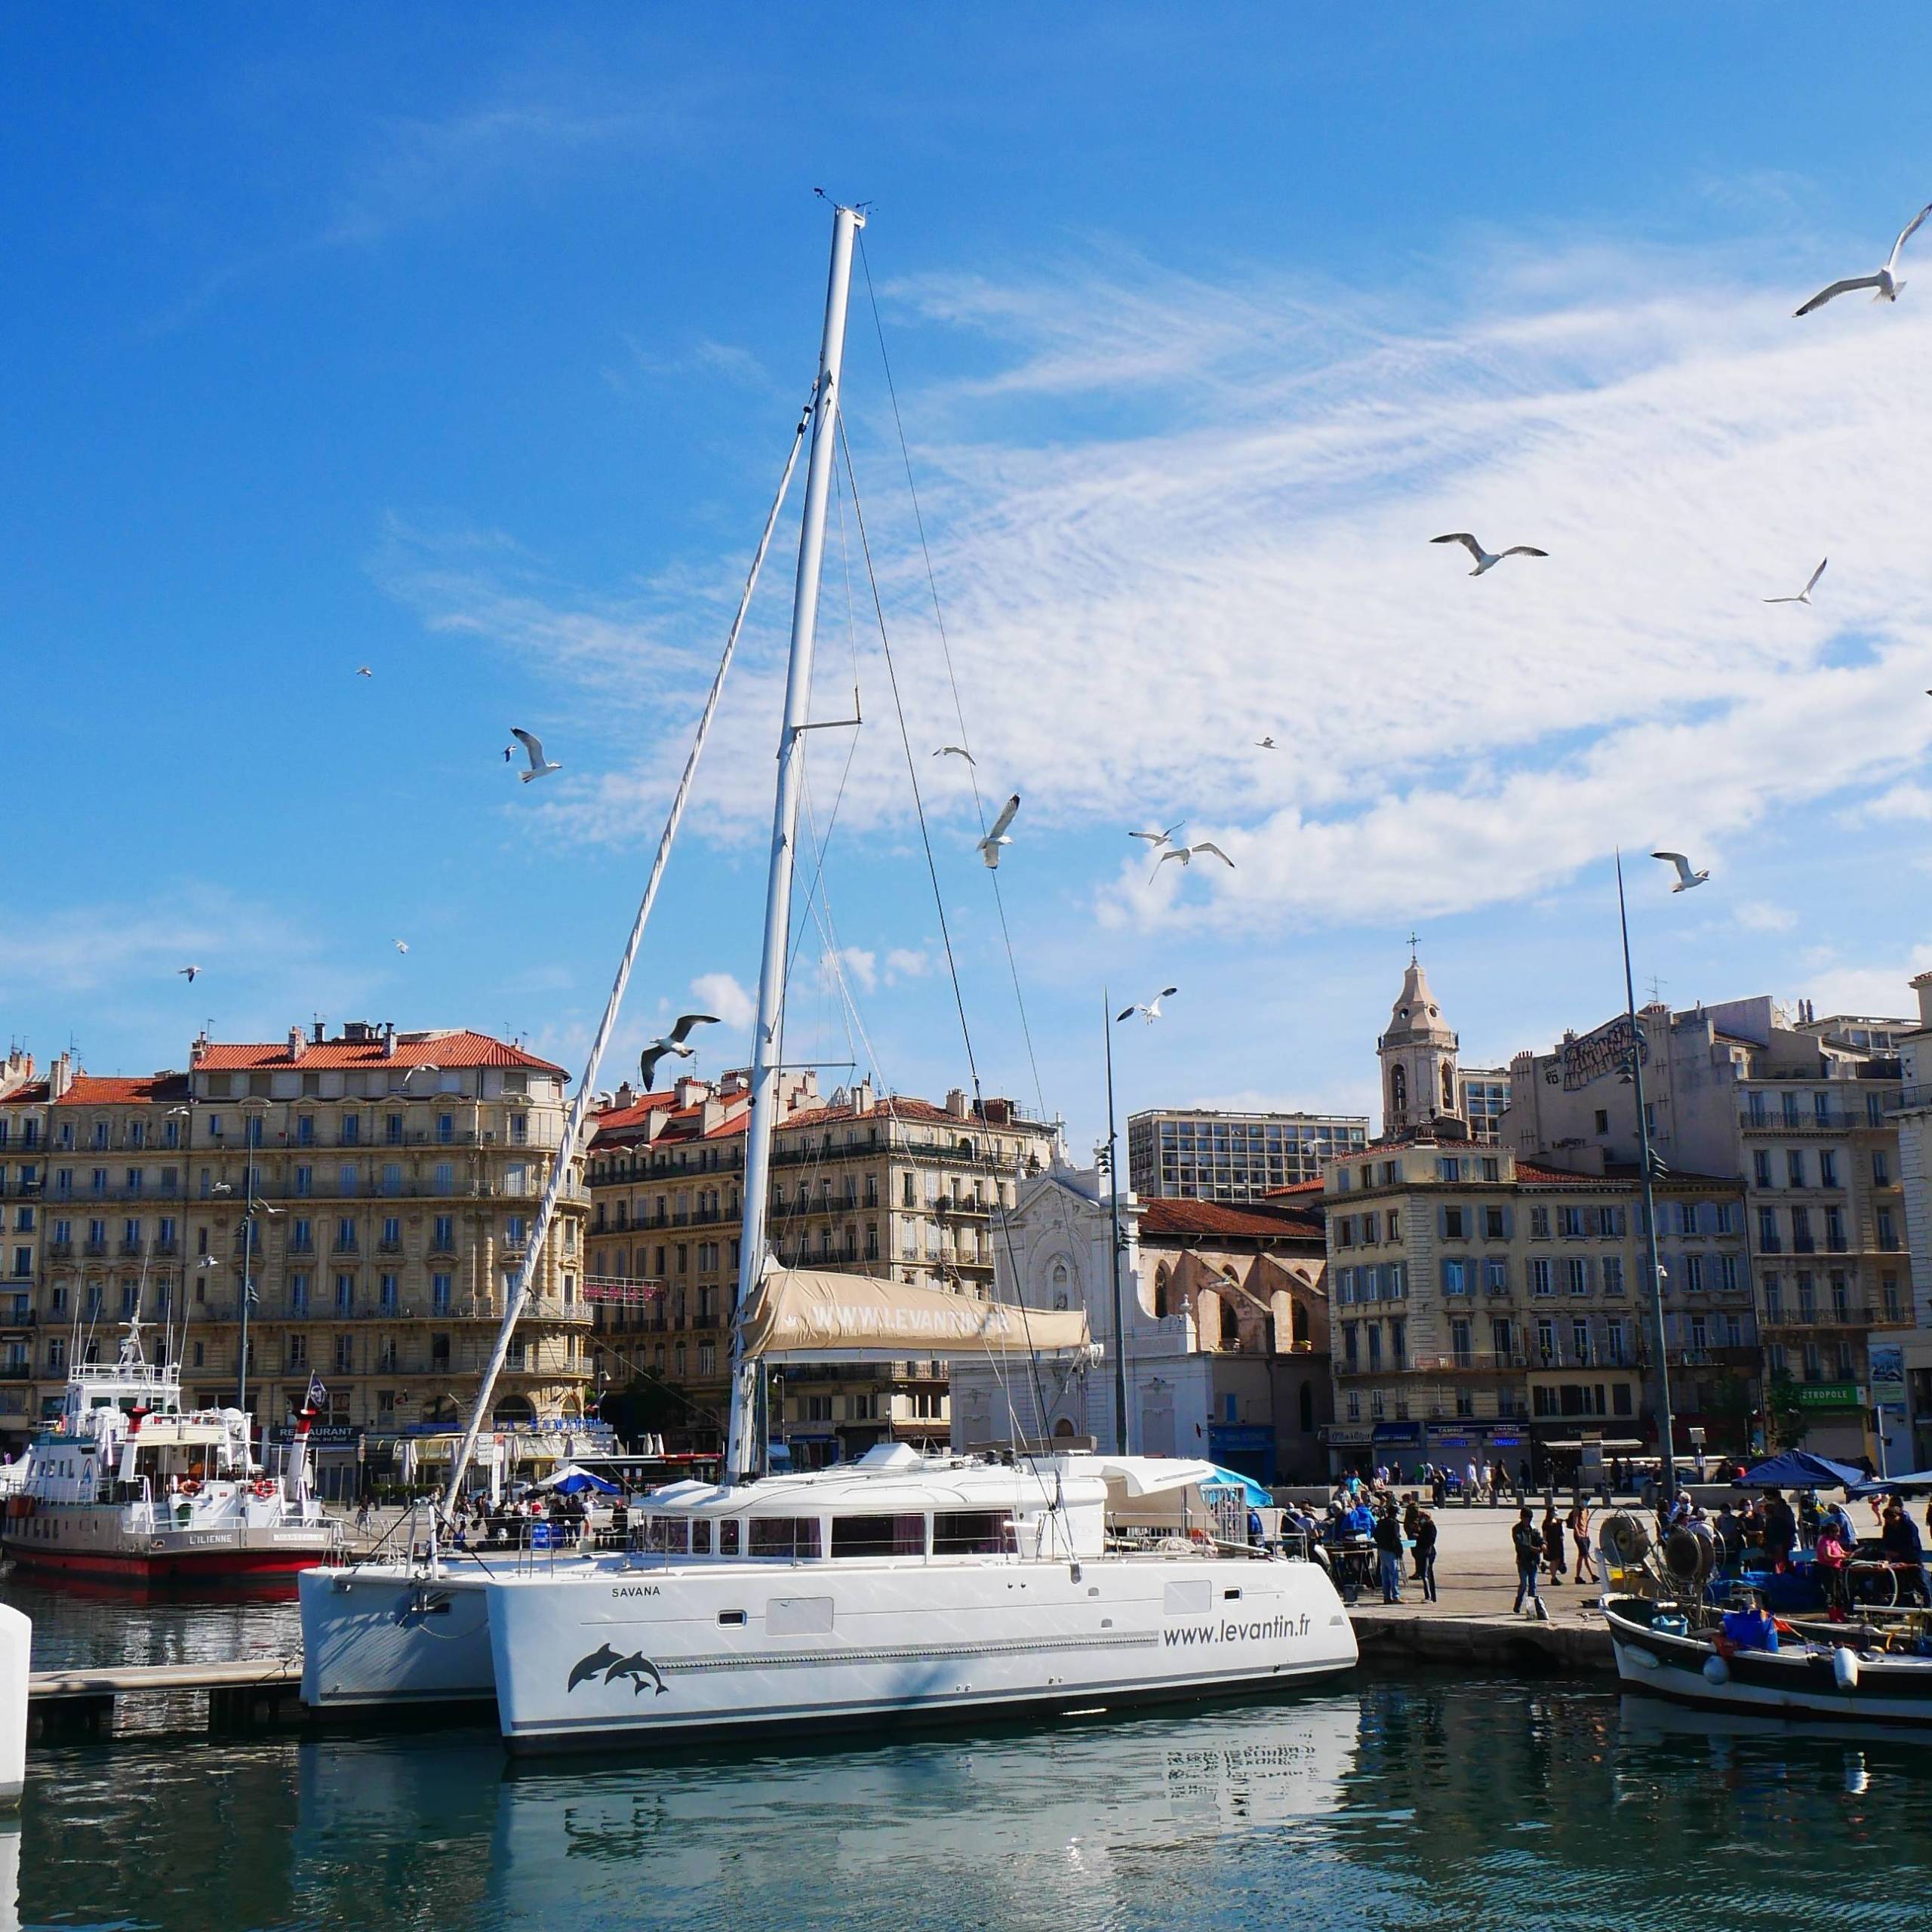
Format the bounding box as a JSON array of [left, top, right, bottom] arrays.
[[300, 203, 1356, 1740]]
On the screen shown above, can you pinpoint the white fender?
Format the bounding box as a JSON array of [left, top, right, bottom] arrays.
[[1702, 1654, 1730, 1686], [1833, 1647, 1860, 1690]]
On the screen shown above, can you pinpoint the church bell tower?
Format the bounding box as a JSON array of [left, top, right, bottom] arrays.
[[1377, 940, 1463, 1140]]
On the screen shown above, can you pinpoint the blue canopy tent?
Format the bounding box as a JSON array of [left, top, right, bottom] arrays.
[[539, 1464, 621, 1497], [1731, 1451, 1866, 1491], [1200, 1466, 1273, 1509], [1849, 1469, 1932, 1498]]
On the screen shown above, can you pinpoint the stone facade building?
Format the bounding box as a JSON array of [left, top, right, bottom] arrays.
[[584, 1075, 1058, 1466], [1503, 992, 1915, 1465], [949, 1161, 1333, 1485], [9, 1023, 589, 1460]]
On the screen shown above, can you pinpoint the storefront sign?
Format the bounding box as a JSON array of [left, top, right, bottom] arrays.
[[1793, 1382, 1863, 1412], [1371, 1422, 1421, 1444], [1321, 1424, 1376, 1447]]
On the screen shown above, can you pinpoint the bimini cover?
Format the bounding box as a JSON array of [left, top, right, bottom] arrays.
[[738, 1268, 1095, 1364]]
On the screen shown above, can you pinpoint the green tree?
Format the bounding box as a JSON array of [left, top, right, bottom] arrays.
[[1765, 1371, 1809, 1451]]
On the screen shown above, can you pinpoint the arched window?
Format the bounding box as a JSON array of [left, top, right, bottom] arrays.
[[1051, 1261, 1070, 1311], [1298, 1382, 1315, 1432], [1052, 1417, 1076, 1439], [1220, 1300, 1240, 1349], [1389, 1066, 1407, 1115], [1153, 1265, 1171, 1320], [1293, 1300, 1310, 1346], [1442, 1063, 1456, 1111]]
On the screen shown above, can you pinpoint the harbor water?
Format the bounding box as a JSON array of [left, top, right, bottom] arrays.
[[3, 1580, 1926, 1931]]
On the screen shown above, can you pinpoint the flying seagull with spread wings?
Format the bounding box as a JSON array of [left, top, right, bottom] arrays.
[[1795, 202, 1932, 315], [1152, 841, 1235, 882], [1764, 558, 1827, 605], [977, 794, 1020, 869], [509, 728, 561, 782], [1116, 986, 1179, 1024], [393, 940, 409, 955], [932, 746, 976, 767], [177, 964, 201, 983], [1255, 735, 1278, 749], [639, 1013, 721, 1090], [1652, 851, 1710, 893], [1432, 532, 1549, 577], [1129, 821, 1185, 849], [355, 666, 373, 678]]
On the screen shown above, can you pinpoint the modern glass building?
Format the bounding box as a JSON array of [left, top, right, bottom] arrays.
[[1127, 1108, 1369, 1202]]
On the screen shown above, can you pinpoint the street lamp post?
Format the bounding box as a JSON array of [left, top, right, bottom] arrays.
[[1617, 851, 1678, 1510], [1102, 992, 1131, 1456]]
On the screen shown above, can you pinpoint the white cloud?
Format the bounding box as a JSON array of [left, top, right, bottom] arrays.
[[1849, 781, 1932, 824], [1734, 900, 1798, 933], [884, 947, 931, 984], [1790, 947, 1932, 1021], [689, 971, 755, 1031], [817, 947, 878, 995], [377, 232, 1932, 938]]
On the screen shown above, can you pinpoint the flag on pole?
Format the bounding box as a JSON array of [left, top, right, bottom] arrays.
[[306, 1374, 328, 1411]]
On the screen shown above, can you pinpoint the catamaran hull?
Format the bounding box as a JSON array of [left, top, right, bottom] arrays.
[[300, 1564, 498, 1709], [488, 1555, 1357, 1755]]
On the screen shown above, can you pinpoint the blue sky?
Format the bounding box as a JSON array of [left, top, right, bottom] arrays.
[[5, 6, 1932, 1151]]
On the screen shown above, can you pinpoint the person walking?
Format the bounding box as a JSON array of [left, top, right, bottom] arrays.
[[1374, 1501, 1405, 1604], [1415, 1506, 1439, 1603], [1511, 1506, 1545, 1617], [1464, 1460, 1479, 1507], [1569, 1500, 1597, 1586], [1542, 1503, 1567, 1583]]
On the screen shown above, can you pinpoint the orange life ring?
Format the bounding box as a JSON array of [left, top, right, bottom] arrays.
[[177, 1478, 202, 1497], [252, 1480, 278, 1500]]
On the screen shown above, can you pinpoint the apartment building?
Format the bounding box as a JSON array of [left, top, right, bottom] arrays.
[[1884, 976, 1932, 1466], [0, 1051, 59, 1430], [1457, 1068, 1510, 1147], [1126, 1108, 1368, 1202], [1504, 993, 1915, 1464], [19, 1023, 589, 1466], [1322, 1137, 1752, 1474], [586, 1075, 1059, 1464]]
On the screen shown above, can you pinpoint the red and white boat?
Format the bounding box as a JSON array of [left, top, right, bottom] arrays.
[[0, 1322, 339, 1583]]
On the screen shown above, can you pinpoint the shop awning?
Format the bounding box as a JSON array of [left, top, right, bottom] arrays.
[[738, 1268, 1095, 1365]]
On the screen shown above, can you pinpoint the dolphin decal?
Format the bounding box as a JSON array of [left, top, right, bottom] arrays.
[[568, 1641, 670, 1697]]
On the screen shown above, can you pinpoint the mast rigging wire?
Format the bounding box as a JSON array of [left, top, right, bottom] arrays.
[[436, 392, 815, 1520]]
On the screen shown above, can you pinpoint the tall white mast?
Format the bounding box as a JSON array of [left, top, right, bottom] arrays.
[[725, 202, 864, 1481], [434, 392, 815, 1521]]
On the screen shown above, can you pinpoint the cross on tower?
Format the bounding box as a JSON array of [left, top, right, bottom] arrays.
[[1407, 930, 1420, 961]]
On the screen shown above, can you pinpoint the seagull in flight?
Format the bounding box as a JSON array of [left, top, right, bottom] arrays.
[[393, 940, 409, 955], [1116, 986, 1179, 1025], [1764, 558, 1827, 606], [977, 794, 1020, 869], [355, 666, 373, 678], [1152, 841, 1235, 882], [177, 965, 201, 983], [1652, 851, 1710, 893], [639, 1014, 720, 1090], [509, 728, 561, 782], [932, 746, 976, 767], [1795, 202, 1932, 315], [1432, 532, 1548, 576], [1129, 822, 1185, 850], [1255, 736, 1278, 749]]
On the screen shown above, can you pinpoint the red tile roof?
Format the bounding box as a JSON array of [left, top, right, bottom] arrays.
[[192, 1031, 565, 1075], [0, 1083, 51, 1105], [56, 1074, 190, 1107], [589, 1091, 683, 1137], [1137, 1197, 1325, 1241], [778, 1094, 1035, 1134], [1264, 1178, 1326, 1197]]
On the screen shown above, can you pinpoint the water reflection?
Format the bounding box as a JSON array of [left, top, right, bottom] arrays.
[[13, 1681, 1931, 1931]]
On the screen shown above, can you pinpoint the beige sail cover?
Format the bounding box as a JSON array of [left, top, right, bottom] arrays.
[[738, 1268, 1095, 1364]]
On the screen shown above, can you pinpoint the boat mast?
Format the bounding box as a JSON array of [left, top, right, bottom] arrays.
[[433, 396, 817, 1523], [725, 202, 864, 1484]]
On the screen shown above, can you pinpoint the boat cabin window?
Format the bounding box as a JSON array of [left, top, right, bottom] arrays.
[[932, 1510, 1015, 1555], [746, 1515, 821, 1560], [641, 1516, 692, 1555], [829, 1513, 926, 1558], [718, 1518, 740, 1556]]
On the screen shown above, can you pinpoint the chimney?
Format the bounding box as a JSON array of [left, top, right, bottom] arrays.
[[48, 1051, 74, 1101], [675, 1075, 709, 1111], [851, 1077, 874, 1116], [946, 1088, 971, 1120], [382, 1023, 397, 1060], [312, 1020, 325, 1045], [189, 1032, 209, 1068], [1913, 972, 1932, 1032], [288, 1026, 305, 1063]]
